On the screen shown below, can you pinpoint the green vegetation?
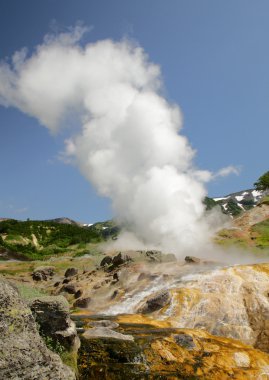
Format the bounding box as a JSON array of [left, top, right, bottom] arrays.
[[252, 219, 269, 249], [215, 218, 269, 253], [254, 170, 269, 191], [260, 195, 269, 205], [203, 197, 217, 211], [16, 283, 47, 300], [0, 219, 118, 260], [221, 199, 242, 216]]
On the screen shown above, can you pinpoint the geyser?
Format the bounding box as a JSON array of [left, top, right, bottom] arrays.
[[0, 25, 228, 255]]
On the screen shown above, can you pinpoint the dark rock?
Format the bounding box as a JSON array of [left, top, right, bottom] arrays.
[[73, 297, 91, 308], [29, 296, 80, 352], [62, 278, 70, 284], [32, 272, 43, 281], [32, 266, 55, 281], [87, 320, 119, 329], [78, 332, 142, 378], [185, 256, 201, 264], [137, 290, 171, 314], [54, 281, 61, 287], [113, 272, 119, 282], [61, 283, 77, 294], [0, 279, 75, 379], [82, 327, 133, 341], [112, 252, 132, 267], [112, 252, 125, 266], [174, 334, 196, 350], [74, 289, 83, 299], [145, 250, 162, 262], [64, 268, 78, 278], [111, 290, 118, 299], [100, 256, 113, 267]]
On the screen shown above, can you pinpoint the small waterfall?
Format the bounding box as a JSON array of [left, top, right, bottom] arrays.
[[105, 276, 173, 315]]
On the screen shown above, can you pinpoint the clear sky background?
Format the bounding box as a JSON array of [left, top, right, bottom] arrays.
[[0, 0, 268, 222]]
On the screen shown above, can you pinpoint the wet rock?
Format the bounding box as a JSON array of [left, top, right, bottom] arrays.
[[137, 290, 171, 314], [82, 327, 134, 341], [87, 320, 119, 329], [153, 263, 269, 354], [0, 279, 75, 379], [185, 256, 201, 263], [32, 266, 55, 281], [234, 352, 250, 368], [64, 268, 78, 278], [29, 296, 80, 352], [174, 333, 196, 350], [73, 297, 91, 308], [100, 256, 113, 267], [78, 318, 269, 380], [137, 272, 158, 281]]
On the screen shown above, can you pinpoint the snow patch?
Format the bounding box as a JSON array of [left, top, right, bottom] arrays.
[[235, 195, 244, 202]]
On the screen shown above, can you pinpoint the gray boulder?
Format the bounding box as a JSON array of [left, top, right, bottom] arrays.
[[29, 295, 80, 352], [32, 266, 55, 281], [0, 278, 75, 380], [82, 327, 134, 341]]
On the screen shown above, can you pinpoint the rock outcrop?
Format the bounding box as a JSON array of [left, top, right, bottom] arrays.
[[32, 266, 55, 281], [136, 290, 171, 314], [29, 295, 80, 352], [148, 263, 269, 353], [78, 314, 269, 380], [0, 278, 75, 380]]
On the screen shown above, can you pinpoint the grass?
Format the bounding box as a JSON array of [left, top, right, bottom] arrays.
[[252, 219, 269, 249], [215, 218, 269, 254], [15, 282, 48, 300], [260, 195, 269, 205]]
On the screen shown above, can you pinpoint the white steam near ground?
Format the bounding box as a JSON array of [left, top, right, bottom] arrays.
[[0, 26, 242, 258]]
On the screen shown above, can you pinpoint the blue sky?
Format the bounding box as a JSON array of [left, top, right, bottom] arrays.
[[0, 0, 268, 222]]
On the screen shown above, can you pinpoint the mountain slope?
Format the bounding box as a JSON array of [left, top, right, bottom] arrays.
[[215, 197, 269, 251], [0, 219, 117, 260], [213, 188, 267, 217]]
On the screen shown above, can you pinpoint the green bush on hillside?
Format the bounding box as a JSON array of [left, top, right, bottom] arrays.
[[254, 171, 269, 191], [0, 219, 104, 260]]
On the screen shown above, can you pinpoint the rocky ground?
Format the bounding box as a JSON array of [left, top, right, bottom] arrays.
[[2, 248, 269, 379], [0, 278, 76, 380], [1, 202, 269, 379]]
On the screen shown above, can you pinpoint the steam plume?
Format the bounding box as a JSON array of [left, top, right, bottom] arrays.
[[0, 26, 226, 255]]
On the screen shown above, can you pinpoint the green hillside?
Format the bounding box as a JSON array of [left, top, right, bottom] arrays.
[[0, 219, 118, 260]]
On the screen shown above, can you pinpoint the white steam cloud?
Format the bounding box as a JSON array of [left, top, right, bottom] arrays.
[[0, 26, 232, 255]]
